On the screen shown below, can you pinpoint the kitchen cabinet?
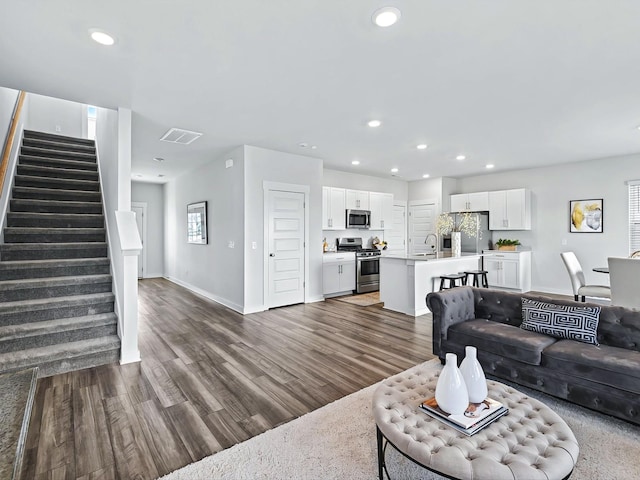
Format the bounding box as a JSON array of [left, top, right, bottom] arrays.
[[450, 192, 489, 212], [322, 252, 356, 295], [483, 250, 531, 292], [369, 192, 394, 230], [488, 188, 531, 230], [322, 187, 346, 230], [346, 189, 370, 210]]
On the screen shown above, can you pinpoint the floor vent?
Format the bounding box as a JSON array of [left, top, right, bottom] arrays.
[[160, 127, 203, 145]]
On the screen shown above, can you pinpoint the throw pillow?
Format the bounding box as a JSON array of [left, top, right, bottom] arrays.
[[521, 298, 600, 345]]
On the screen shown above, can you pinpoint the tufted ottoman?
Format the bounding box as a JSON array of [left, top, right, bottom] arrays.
[[372, 360, 579, 480]]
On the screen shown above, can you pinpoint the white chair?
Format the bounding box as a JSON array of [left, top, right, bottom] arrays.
[[608, 257, 640, 309], [560, 252, 611, 302]]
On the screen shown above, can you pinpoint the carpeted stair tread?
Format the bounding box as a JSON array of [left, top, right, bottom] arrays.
[[22, 137, 96, 154], [0, 257, 109, 268], [0, 274, 112, 291], [19, 154, 98, 171], [0, 258, 110, 280], [6, 212, 104, 228], [23, 130, 95, 146], [0, 292, 115, 315], [19, 146, 96, 162], [17, 164, 99, 181], [9, 198, 102, 214], [11, 186, 101, 202], [4, 227, 106, 243], [14, 174, 99, 191], [0, 336, 120, 375], [0, 242, 108, 261], [0, 313, 117, 342]]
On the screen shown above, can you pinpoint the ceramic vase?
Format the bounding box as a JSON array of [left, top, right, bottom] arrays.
[[451, 232, 462, 257], [435, 353, 469, 415], [459, 346, 488, 403]]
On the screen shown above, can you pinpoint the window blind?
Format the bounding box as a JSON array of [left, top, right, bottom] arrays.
[[629, 181, 640, 254]]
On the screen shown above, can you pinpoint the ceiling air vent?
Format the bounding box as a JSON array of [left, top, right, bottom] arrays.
[[160, 127, 203, 145]]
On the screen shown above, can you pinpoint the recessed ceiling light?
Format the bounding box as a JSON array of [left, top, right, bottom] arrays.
[[367, 120, 382, 128], [456, 155, 466, 161], [422, 174, 430, 178], [89, 29, 115, 46], [391, 167, 399, 173], [416, 144, 428, 150], [372, 7, 401, 27], [298, 142, 308, 148], [135, 174, 143, 178], [153, 157, 165, 163], [311, 145, 317, 149], [486, 164, 495, 169], [352, 160, 360, 165]]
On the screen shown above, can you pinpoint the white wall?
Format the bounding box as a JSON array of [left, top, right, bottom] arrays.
[[132, 182, 165, 277], [244, 145, 324, 311], [27, 93, 84, 137], [453, 155, 640, 294], [164, 146, 246, 311]]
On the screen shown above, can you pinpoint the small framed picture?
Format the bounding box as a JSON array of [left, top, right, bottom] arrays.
[[570, 199, 603, 233], [187, 201, 208, 244]]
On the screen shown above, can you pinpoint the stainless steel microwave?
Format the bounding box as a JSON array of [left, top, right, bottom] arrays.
[[346, 209, 371, 229]]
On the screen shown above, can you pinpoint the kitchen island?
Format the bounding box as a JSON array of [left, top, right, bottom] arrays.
[[380, 252, 482, 317]]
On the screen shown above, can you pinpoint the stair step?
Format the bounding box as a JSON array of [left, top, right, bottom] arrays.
[[6, 212, 104, 228], [0, 242, 108, 261], [14, 174, 99, 192], [0, 274, 113, 302], [0, 258, 110, 280], [0, 313, 117, 353], [10, 198, 102, 214], [4, 227, 106, 243], [19, 154, 98, 172], [22, 137, 96, 154], [20, 146, 96, 163], [17, 164, 99, 182], [23, 130, 95, 146], [12, 186, 101, 202], [0, 335, 120, 377], [0, 292, 115, 326]]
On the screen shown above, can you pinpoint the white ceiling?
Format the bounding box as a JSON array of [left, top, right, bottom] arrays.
[[2, 1, 640, 183]]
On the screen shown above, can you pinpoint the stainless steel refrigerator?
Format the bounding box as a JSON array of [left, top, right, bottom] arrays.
[[458, 212, 491, 253]]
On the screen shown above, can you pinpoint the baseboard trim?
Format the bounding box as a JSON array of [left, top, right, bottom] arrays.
[[163, 276, 244, 314]]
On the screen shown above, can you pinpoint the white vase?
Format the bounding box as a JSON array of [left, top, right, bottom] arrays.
[[451, 231, 462, 257], [459, 346, 488, 403], [435, 353, 469, 415]]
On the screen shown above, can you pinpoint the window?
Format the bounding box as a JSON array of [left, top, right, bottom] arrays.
[[87, 105, 97, 140], [628, 181, 640, 254]]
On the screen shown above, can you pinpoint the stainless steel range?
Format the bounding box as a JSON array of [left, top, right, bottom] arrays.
[[336, 237, 381, 293]]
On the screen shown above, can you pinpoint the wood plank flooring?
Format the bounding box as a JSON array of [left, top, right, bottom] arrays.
[[20, 278, 434, 479]]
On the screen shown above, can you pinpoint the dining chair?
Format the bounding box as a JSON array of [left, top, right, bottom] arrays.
[[560, 252, 611, 302], [608, 257, 640, 309]]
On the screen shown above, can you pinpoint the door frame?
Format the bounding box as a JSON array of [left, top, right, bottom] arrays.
[[263, 181, 310, 308], [131, 202, 147, 279]]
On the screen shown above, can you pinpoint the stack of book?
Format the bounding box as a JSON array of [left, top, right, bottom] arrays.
[[419, 396, 508, 436]]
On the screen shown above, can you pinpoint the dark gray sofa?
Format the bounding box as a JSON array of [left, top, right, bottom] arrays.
[[426, 286, 640, 426]]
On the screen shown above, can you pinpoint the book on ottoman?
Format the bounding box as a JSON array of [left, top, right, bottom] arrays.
[[419, 396, 508, 436]]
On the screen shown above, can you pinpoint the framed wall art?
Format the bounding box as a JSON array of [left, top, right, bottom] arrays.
[[570, 199, 603, 233], [187, 201, 208, 244]]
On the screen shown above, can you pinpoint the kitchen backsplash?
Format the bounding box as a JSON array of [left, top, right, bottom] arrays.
[[323, 230, 385, 251]]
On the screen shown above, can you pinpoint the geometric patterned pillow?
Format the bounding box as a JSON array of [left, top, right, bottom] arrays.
[[521, 298, 601, 346]]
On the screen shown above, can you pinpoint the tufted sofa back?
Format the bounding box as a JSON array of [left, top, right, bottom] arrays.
[[428, 287, 640, 353]]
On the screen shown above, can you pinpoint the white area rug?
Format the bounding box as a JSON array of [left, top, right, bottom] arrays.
[[160, 360, 640, 479]]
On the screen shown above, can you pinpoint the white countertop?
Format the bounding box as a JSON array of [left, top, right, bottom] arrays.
[[382, 252, 482, 262]]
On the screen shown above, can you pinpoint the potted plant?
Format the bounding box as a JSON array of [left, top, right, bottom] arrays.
[[436, 212, 480, 256], [495, 238, 521, 251]]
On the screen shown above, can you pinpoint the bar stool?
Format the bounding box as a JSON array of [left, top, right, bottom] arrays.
[[464, 270, 489, 288], [439, 273, 467, 290]]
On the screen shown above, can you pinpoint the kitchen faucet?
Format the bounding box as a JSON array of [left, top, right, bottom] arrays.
[[424, 233, 438, 252]]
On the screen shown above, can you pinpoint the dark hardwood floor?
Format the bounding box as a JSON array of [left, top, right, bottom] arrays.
[[20, 278, 434, 479]]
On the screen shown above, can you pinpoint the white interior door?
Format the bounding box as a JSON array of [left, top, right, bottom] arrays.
[[267, 190, 305, 308], [386, 203, 406, 255], [408, 202, 437, 254], [132, 203, 145, 278]]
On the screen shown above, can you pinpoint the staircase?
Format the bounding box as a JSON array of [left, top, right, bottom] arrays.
[[0, 130, 120, 377]]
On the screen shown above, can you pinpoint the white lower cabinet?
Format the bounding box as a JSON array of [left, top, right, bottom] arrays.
[[323, 252, 356, 296], [483, 250, 531, 292]]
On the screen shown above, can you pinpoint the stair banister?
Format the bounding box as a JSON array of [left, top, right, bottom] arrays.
[[115, 210, 142, 364], [0, 90, 26, 193]]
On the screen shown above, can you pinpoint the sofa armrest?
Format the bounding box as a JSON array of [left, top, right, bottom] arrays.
[[426, 286, 476, 358]]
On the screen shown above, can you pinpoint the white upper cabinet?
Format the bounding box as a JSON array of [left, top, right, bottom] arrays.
[[322, 187, 346, 230], [450, 192, 489, 212], [345, 189, 370, 210], [369, 192, 394, 230], [488, 188, 531, 230]]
